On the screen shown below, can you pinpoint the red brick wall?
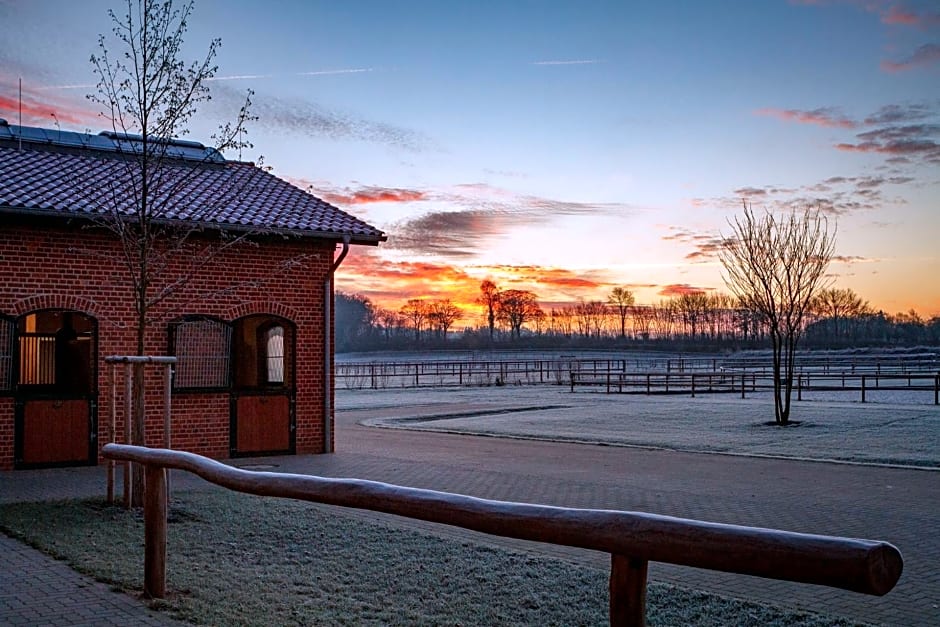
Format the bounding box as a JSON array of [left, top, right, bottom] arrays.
[[0, 221, 338, 470]]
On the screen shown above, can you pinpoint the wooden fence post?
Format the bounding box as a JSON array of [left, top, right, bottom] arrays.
[[144, 464, 168, 599], [609, 554, 647, 626], [107, 363, 116, 504], [123, 363, 132, 509]]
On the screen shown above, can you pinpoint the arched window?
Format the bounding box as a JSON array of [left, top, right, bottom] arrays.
[[16, 311, 95, 393], [232, 315, 293, 390], [264, 325, 284, 384]]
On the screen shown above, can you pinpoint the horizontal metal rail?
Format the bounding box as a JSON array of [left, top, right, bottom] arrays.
[[570, 371, 940, 404], [336, 356, 940, 390], [102, 444, 903, 626]]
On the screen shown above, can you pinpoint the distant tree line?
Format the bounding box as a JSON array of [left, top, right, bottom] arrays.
[[334, 284, 940, 353]]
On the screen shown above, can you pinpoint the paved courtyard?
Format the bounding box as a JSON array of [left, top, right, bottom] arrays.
[[1, 385, 938, 625]]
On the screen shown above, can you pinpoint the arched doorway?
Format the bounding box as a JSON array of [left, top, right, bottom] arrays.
[[230, 315, 295, 456], [14, 310, 97, 468]]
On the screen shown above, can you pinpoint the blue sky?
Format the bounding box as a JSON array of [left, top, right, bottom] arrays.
[[2, 0, 938, 317]]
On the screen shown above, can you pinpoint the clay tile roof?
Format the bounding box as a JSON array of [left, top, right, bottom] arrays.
[[0, 121, 386, 245]]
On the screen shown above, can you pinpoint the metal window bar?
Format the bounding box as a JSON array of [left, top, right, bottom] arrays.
[[17, 334, 56, 385], [173, 320, 231, 389], [0, 318, 13, 390], [265, 326, 284, 384]]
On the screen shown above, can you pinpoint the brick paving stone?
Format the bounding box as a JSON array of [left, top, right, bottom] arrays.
[[0, 533, 187, 626], [0, 389, 937, 626]]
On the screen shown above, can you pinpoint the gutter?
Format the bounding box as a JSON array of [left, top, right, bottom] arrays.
[[323, 234, 351, 453]]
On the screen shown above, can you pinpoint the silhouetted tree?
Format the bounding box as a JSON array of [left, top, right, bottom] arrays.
[[497, 289, 542, 339], [427, 299, 462, 339], [477, 280, 500, 341], [335, 292, 376, 351], [719, 203, 835, 425], [607, 287, 635, 339], [400, 299, 429, 343]]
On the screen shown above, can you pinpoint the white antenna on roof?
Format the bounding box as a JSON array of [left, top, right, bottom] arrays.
[[18, 77, 23, 150]]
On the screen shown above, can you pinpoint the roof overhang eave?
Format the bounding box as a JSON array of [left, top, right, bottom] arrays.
[[0, 206, 387, 246]]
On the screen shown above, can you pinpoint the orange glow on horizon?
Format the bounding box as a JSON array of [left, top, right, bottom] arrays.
[[336, 250, 940, 320]]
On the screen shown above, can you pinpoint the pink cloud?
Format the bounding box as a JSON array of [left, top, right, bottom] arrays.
[[658, 284, 710, 298], [881, 5, 940, 27], [880, 43, 940, 71], [324, 187, 427, 205], [755, 107, 857, 129], [0, 93, 93, 127]]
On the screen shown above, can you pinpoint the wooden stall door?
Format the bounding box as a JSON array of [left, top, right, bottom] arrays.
[[20, 399, 91, 465], [14, 310, 97, 468], [235, 394, 291, 454], [231, 315, 295, 457]]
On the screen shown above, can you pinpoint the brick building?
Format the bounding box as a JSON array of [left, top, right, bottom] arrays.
[[0, 120, 385, 470]]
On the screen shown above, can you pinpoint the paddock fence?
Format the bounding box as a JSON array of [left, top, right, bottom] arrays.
[[335, 354, 940, 403]]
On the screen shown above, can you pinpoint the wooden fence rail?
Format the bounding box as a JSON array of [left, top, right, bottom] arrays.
[[101, 444, 902, 626]]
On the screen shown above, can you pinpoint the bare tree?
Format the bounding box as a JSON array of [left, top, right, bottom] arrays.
[[496, 289, 542, 339], [631, 304, 655, 340], [811, 287, 870, 340], [427, 299, 462, 339], [607, 287, 635, 339], [376, 308, 405, 343], [718, 203, 835, 425], [477, 280, 500, 341], [400, 299, 429, 343], [675, 291, 710, 340], [87, 0, 255, 505]]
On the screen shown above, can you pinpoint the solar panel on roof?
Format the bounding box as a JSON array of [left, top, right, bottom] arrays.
[[0, 122, 225, 163]]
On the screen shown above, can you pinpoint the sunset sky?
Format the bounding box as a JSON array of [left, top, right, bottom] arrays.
[[2, 0, 938, 321]]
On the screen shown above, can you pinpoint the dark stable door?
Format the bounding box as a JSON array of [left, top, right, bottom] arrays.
[[15, 311, 96, 468], [231, 317, 294, 456], [235, 394, 291, 453]]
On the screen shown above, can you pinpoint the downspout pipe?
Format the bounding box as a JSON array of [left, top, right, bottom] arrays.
[[323, 234, 351, 453]]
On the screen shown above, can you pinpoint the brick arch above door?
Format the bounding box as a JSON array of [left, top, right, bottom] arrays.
[[225, 302, 301, 323], [12, 294, 101, 318]]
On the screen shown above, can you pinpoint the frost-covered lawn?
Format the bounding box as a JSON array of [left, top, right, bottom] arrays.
[[343, 385, 940, 467]]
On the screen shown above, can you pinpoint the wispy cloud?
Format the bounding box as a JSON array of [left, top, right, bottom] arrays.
[[662, 227, 729, 263], [0, 89, 96, 127], [210, 84, 430, 152], [379, 183, 629, 258], [207, 74, 275, 82], [794, 1, 940, 70], [835, 123, 940, 163], [532, 59, 604, 66], [387, 209, 520, 258], [694, 170, 919, 218], [832, 254, 878, 263], [863, 103, 935, 125], [754, 106, 857, 128], [658, 284, 712, 297], [881, 4, 940, 27], [756, 100, 940, 166], [296, 68, 374, 76], [318, 185, 427, 205], [880, 43, 940, 71]]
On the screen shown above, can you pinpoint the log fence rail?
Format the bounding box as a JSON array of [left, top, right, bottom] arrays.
[[101, 444, 903, 627]]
